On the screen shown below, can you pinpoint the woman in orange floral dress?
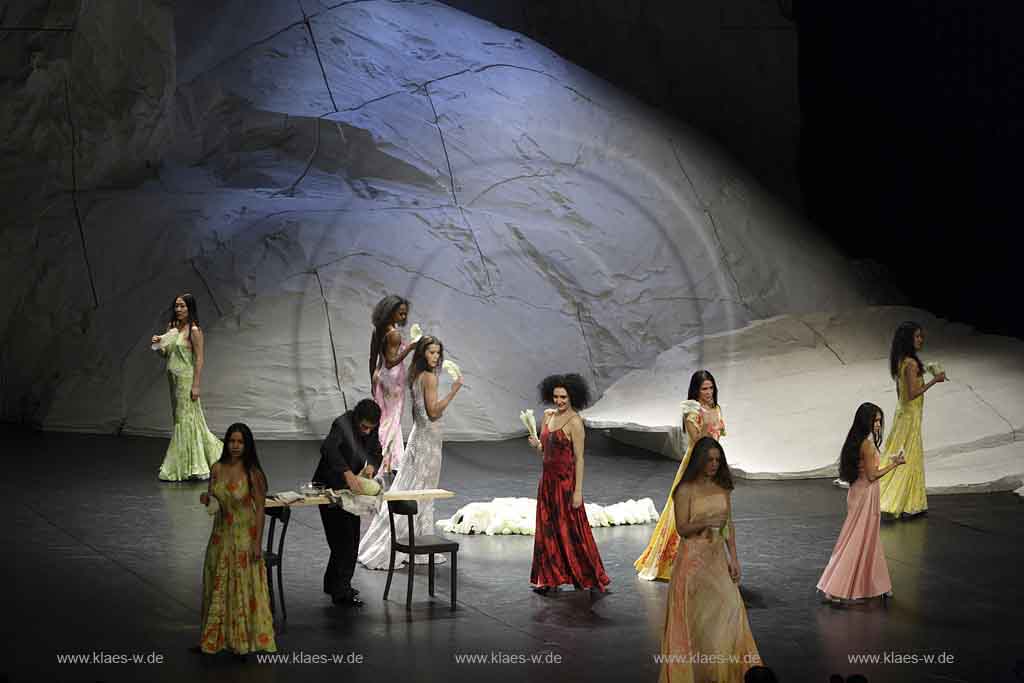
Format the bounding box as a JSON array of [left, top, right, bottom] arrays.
[[198, 423, 277, 655]]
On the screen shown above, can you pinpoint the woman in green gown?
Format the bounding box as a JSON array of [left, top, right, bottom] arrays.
[[153, 294, 221, 481]]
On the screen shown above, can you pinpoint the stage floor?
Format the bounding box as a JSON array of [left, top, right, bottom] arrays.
[[2, 427, 1021, 683]]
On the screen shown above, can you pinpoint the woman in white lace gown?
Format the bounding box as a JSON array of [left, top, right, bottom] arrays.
[[358, 335, 463, 569]]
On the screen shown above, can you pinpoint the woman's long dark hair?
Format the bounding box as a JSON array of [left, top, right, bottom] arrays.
[[218, 423, 268, 497], [369, 295, 409, 382], [839, 403, 884, 484], [408, 335, 443, 389], [167, 293, 199, 343], [679, 436, 734, 490], [687, 369, 719, 406], [889, 321, 924, 382]]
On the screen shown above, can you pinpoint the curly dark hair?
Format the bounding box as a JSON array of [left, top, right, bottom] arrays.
[[839, 403, 883, 484], [687, 369, 718, 406], [889, 321, 924, 382], [679, 436, 734, 490], [538, 373, 592, 409], [369, 295, 409, 383]]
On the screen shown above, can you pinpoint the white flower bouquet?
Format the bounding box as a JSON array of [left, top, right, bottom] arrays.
[[442, 359, 461, 380], [924, 361, 946, 378], [151, 327, 178, 352], [519, 409, 538, 439], [680, 399, 701, 415]]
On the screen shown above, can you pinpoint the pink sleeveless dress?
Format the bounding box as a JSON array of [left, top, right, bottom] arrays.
[[373, 341, 407, 471], [817, 448, 892, 599]]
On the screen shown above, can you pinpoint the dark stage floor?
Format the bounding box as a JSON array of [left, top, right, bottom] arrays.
[[2, 427, 1021, 683]]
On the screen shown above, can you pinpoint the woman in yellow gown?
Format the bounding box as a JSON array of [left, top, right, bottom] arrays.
[[636, 370, 726, 581], [878, 322, 946, 517], [659, 437, 761, 683]]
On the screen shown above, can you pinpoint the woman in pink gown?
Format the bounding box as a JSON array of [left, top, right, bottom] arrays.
[[817, 402, 907, 603], [369, 295, 413, 474]]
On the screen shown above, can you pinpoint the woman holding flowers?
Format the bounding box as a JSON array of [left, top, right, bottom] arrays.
[[878, 321, 946, 517], [527, 373, 610, 594], [359, 335, 463, 569], [659, 436, 760, 683], [636, 369, 726, 580], [818, 403, 904, 603]]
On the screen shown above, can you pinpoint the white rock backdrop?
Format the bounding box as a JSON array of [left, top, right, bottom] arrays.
[[2, 0, 870, 440]]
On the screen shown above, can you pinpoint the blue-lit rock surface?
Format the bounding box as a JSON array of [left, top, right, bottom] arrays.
[[4, 0, 869, 441]]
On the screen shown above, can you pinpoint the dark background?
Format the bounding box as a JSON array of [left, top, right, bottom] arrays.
[[442, 0, 1024, 339]]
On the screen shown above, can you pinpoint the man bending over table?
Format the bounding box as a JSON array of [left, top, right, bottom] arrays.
[[314, 398, 383, 606]]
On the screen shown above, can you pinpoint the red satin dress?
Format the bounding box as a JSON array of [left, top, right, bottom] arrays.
[[529, 422, 611, 591]]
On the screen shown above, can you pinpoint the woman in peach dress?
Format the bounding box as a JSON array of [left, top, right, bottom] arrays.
[[817, 403, 906, 603], [659, 436, 761, 683]]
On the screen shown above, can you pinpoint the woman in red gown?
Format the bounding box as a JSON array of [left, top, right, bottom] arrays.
[[527, 373, 610, 594]]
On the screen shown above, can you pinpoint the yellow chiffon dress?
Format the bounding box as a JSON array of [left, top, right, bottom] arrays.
[[659, 490, 761, 683], [635, 405, 725, 581], [878, 357, 928, 516]]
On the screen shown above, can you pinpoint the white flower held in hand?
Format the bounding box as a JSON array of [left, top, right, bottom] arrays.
[[442, 359, 461, 380], [680, 399, 702, 414], [925, 361, 946, 378], [409, 323, 423, 343], [151, 327, 179, 352], [519, 409, 538, 439]]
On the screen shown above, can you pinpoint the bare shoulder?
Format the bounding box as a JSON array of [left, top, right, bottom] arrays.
[[420, 371, 438, 388]]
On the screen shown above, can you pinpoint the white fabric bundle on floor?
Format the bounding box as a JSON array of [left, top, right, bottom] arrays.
[[438, 497, 659, 535]]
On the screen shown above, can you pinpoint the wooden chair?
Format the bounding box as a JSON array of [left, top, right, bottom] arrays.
[[383, 499, 459, 610]]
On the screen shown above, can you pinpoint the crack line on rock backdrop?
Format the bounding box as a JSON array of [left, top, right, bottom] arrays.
[[63, 70, 98, 308], [670, 140, 750, 316]]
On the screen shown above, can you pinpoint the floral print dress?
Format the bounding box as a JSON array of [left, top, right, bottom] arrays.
[[200, 475, 277, 654]]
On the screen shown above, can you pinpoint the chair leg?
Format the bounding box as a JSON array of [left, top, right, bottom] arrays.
[[277, 561, 287, 632], [428, 554, 436, 596], [384, 547, 397, 601], [406, 554, 414, 610], [266, 562, 276, 623], [450, 551, 457, 610]]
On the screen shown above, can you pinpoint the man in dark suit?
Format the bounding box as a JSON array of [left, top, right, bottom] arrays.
[[314, 398, 383, 606]]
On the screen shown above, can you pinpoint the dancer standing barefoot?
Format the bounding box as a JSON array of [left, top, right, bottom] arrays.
[[659, 437, 760, 682], [528, 373, 610, 594], [153, 294, 222, 481], [369, 295, 413, 474], [878, 321, 945, 517], [358, 336, 462, 569], [198, 424, 276, 655], [818, 403, 905, 603], [636, 370, 725, 580]]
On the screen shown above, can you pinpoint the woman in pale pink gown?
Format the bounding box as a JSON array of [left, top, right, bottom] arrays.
[[817, 402, 906, 603], [369, 295, 413, 474]]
